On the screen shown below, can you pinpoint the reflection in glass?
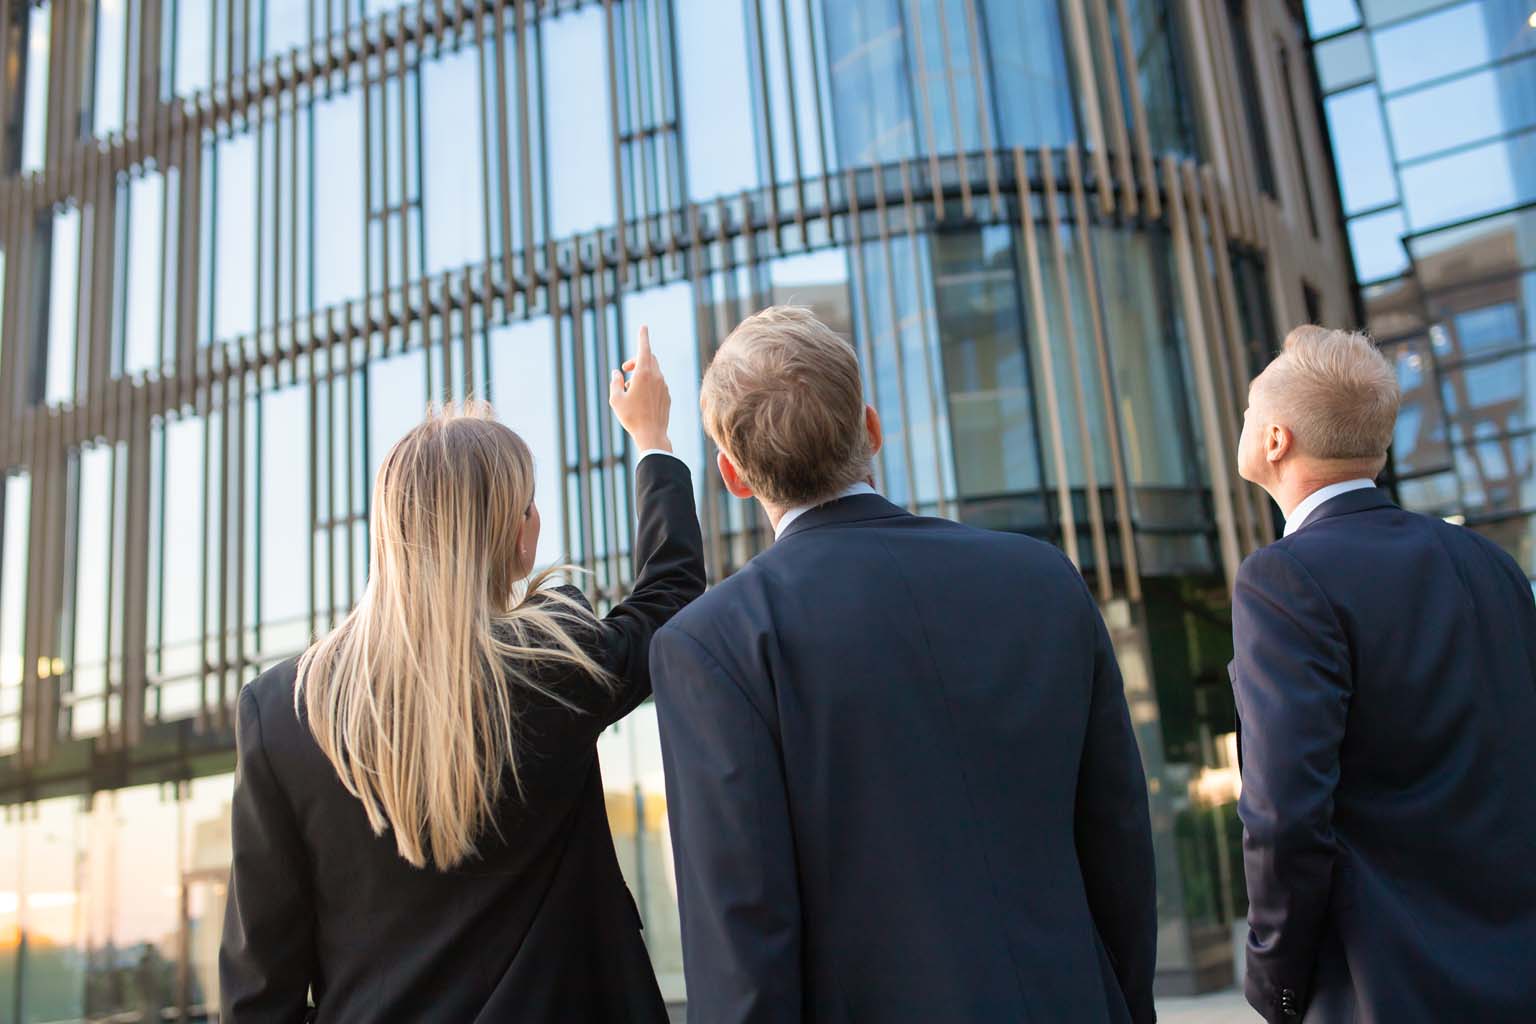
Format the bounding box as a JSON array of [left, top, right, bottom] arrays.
[[983, 0, 1076, 149], [1121, 0, 1199, 157], [823, 0, 917, 166], [45, 207, 81, 405], [182, 774, 233, 1017], [597, 704, 684, 1000], [1094, 228, 1204, 525], [21, 3, 50, 173], [19, 798, 86, 1024], [83, 787, 180, 1019], [0, 473, 29, 754], [931, 228, 1037, 508]]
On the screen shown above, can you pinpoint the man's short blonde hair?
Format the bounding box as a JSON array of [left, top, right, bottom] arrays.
[[1253, 325, 1400, 462], [700, 305, 873, 507]]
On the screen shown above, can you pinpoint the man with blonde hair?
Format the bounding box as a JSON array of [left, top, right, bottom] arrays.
[[1232, 326, 1536, 1024], [650, 306, 1156, 1023]]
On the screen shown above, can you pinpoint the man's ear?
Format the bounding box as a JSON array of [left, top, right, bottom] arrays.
[[717, 450, 755, 499], [865, 405, 884, 457], [1265, 423, 1293, 464]]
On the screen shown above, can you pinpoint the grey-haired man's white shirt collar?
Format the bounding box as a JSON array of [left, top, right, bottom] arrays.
[[774, 482, 878, 540], [1284, 478, 1375, 537]]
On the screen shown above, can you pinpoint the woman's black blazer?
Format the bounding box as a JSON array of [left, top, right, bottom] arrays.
[[219, 454, 704, 1022]]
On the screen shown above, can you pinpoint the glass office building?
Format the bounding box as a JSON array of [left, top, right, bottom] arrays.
[[0, 0, 1353, 1017], [1310, 0, 1536, 574]]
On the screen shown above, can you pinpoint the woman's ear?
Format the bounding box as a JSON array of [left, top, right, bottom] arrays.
[[717, 450, 755, 499]]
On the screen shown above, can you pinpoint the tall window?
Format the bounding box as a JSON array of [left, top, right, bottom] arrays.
[[0, 472, 30, 754], [44, 206, 81, 405], [21, 1, 50, 173]]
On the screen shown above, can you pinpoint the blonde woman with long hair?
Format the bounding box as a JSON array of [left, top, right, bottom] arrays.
[[219, 328, 704, 1023]]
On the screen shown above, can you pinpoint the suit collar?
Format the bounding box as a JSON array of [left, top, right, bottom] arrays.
[[1295, 486, 1396, 533], [776, 492, 910, 541]]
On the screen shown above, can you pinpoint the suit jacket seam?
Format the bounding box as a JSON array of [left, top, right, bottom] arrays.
[[657, 623, 781, 740], [870, 531, 1036, 1023]]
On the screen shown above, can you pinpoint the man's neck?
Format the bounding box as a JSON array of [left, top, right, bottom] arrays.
[[1268, 459, 1378, 520]]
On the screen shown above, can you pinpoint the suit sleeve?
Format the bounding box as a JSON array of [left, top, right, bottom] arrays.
[[220, 687, 317, 1022], [1073, 586, 1158, 1024], [651, 625, 801, 1024], [584, 453, 706, 726], [1231, 545, 1350, 1023]]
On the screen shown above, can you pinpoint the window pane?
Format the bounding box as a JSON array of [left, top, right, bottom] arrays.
[[487, 321, 563, 566], [93, 0, 127, 136], [183, 773, 234, 1013], [0, 473, 29, 754], [1401, 129, 1535, 231], [21, 3, 50, 174], [172, 0, 212, 98], [543, 8, 616, 236], [45, 207, 81, 405], [622, 283, 702, 499], [1347, 206, 1408, 282], [213, 133, 258, 342], [82, 786, 181, 1016], [70, 447, 115, 738], [421, 48, 487, 275], [1372, 2, 1491, 93], [261, 386, 310, 653], [266, 0, 309, 56], [158, 417, 204, 682], [122, 173, 169, 375], [677, 0, 759, 200], [313, 89, 365, 307], [367, 348, 427, 483], [1122, 0, 1199, 157], [1325, 85, 1399, 213], [1315, 31, 1374, 93], [20, 797, 86, 1023], [1385, 57, 1536, 161], [932, 227, 1037, 505], [1306, 0, 1361, 37], [823, 0, 917, 166], [983, 0, 1077, 148]]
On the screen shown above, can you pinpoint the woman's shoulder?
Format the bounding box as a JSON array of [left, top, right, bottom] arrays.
[[238, 656, 306, 746]]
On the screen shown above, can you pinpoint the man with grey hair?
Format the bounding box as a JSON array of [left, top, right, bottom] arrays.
[[1232, 325, 1536, 1024], [651, 306, 1157, 1023]]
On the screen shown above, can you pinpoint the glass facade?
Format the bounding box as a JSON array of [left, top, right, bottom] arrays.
[[0, 0, 1352, 1014], [1309, 0, 1536, 575]]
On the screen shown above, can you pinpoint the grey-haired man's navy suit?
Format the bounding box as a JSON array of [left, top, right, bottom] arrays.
[[1231, 487, 1536, 1023]]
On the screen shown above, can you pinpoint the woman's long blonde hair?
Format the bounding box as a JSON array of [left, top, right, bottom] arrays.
[[295, 403, 611, 870]]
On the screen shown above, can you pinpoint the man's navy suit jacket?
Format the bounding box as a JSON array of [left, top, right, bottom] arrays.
[[1231, 487, 1536, 1023], [650, 493, 1158, 1024]]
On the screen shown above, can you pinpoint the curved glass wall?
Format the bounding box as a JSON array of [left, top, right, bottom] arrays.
[[0, 0, 1345, 1010]]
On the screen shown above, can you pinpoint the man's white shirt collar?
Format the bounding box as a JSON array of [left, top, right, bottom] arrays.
[[775, 482, 878, 539], [1284, 478, 1375, 537]]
